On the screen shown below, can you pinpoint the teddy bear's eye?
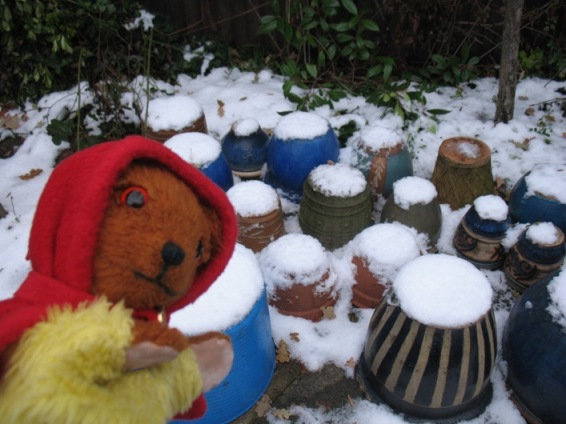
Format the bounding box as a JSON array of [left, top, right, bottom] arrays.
[[120, 186, 149, 208], [196, 240, 204, 259]]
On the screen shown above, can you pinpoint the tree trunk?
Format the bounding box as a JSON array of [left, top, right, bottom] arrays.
[[495, 0, 524, 123]]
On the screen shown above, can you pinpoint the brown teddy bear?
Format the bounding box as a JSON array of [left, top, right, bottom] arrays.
[[0, 136, 239, 423]]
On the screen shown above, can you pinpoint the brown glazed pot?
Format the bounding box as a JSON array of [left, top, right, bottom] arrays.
[[237, 206, 285, 253], [269, 272, 337, 322], [143, 113, 208, 142], [431, 137, 495, 210], [351, 256, 387, 309]]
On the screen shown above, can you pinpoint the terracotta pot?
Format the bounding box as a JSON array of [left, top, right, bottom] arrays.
[[431, 137, 495, 209], [269, 272, 337, 322], [237, 206, 285, 253], [143, 114, 208, 142], [504, 225, 565, 294], [351, 256, 386, 309]]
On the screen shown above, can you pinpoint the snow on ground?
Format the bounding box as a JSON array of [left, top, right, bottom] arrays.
[[1, 62, 566, 424]]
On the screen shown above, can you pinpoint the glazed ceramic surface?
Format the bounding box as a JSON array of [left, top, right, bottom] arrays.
[[265, 127, 340, 201], [380, 196, 442, 246], [453, 205, 510, 270], [299, 181, 372, 250], [170, 290, 275, 424], [200, 153, 234, 191], [221, 126, 269, 177], [357, 299, 496, 423], [509, 172, 566, 234], [503, 277, 566, 424]]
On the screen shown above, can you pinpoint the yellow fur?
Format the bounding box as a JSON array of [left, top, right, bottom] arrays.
[[0, 298, 202, 424]]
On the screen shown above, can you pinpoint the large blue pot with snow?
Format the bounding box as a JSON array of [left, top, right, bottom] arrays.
[[503, 272, 566, 424], [508, 164, 566, 234], [221, 118, 269, 178], [265, 112, 339, 202]]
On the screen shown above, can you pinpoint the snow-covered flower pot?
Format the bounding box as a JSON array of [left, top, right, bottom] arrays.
[[221, 118, 269, 178], [165, 132, 234, 191], [431, 137, 495, 210], [170, 244, 275, 424], [259, 234, 337, 322], [453, 195, 510, 270], [299, 163, 372, 250], [380, 176, 442, 246], [144, 95, 207, 142], [354, 126, 413, 198], [227, 181, 285, 253], [265, 111, 340, 202], [508, 164, 566, 234], [349, 223, 422, 309], [504, 222, 565, 294], [503, 270, 566, 424], [357, 254, 496, 423]]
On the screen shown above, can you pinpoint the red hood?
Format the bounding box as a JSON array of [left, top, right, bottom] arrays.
[[0, 135, 238, 351]]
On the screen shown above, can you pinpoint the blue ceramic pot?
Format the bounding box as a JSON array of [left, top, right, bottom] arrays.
[[265, 127, 340, 201], [170, 290, 275, 424], [200, 153, 234, 191], [453, 205, 510, 270], [503, 275, 566, 423], [509, 172, 566, 234], [504, 226, 565, 294], [221, 122, 269, 177]]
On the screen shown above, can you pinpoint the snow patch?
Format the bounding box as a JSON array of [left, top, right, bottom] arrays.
[[308, 163, 367, 197], [227, 180, 279, 217], [526, 221, 561, 245], [273, 111, 329, 141], [392, 176, 437, 210], [146, 95, 203, 131], [232, 118, 260, 137], [474, 195, 508, 221], [164, 132, 220, 167], [525, 163, 566, 203]]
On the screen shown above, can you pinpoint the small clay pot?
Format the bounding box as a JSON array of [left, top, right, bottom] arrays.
[[143, 114, 208, 142], [237, 206, 285, 253], [351, 256, 387, 309], [269, 272, 337, 322]]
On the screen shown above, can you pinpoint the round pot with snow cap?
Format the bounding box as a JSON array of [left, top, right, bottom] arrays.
[[143, 95, 207, 141], [508, 163, 566, 234], [503, 269, 566, 424], [227, 180, 285, 253], [504, 222, 565, 295], [164, 132, 233, 191], [349, 223, 422, 309], [354, 126, 413, 198], [453, 194, 510, 269], [380, 176, 442, 247], [259, 233, 337, 322], [299, 163, 372, 250], [265, 111, 339, 202], [431, 137, 495, 210], [357, 254, 496, 423], [221, 118, 269, 178], [170, 244, 275, 424]]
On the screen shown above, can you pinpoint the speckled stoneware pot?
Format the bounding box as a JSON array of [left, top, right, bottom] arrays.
[[221, 120, 269, 177]]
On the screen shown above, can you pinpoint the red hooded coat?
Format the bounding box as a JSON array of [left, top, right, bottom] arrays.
[[0, 135, 238, 418]]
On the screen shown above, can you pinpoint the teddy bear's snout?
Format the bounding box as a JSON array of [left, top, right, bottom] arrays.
[[161, 241, 185, 266]]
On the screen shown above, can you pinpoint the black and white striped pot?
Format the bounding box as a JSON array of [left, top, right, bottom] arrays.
[[356, 297, 497, 423]]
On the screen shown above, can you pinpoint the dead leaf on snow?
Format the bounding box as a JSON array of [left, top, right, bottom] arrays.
[[276, 339, 290, 363], [254, 394, 271, 417], [348, 394, 356, 407], [239, 96, 247, 101], [524, 107, 535, 116], [217, 99, 225, 117], [321, 305, 336, 320], [511, 137, 534, 151], [19, 169, 43, 180], [0, 113, 21, 130], [345, 357, 357, 368], [272, 408, 292, 419], [289, 332, 300, 342]]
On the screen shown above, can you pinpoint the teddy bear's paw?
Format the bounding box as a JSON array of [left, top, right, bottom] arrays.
[[123, 341, 179, 371], [189, 332, 234, 392]]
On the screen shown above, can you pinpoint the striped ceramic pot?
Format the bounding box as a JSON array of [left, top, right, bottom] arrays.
[[357, 298, 497, 423]]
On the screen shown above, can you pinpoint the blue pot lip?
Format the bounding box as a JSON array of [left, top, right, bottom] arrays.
[[269, 126, 337, 145], [516, 231, 566, 263], [464, 206, 510, 237], [511, 174, 566, 207], [221, 128, 269, 145]]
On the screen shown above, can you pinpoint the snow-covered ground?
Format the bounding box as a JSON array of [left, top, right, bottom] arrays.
[[1, 60, 566, 424]]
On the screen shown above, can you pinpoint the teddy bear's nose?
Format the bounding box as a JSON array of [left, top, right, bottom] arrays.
[[161, 241, 185, 266]]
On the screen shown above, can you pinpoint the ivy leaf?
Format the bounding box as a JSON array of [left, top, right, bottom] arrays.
[[341, 0, 358, 15], [306, 63, 318, 79]]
